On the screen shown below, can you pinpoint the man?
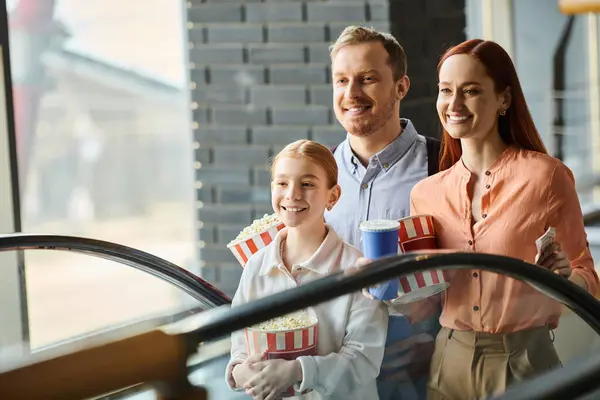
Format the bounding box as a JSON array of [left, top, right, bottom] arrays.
[[324, 26, 441, 400]]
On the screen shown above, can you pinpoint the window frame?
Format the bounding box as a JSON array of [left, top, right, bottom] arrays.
[[0, 0, 29, 359]]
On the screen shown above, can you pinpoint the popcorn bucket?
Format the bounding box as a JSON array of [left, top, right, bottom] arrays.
[[245, 314, 318, 397], [227, 214, 285, 267], [393, 214, 449, 304]]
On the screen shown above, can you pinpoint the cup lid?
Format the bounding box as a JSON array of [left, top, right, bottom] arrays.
[[359, 219, 400, 232]]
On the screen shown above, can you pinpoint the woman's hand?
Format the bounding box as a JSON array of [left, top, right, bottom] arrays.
[[536, 241, 588, 291], [536, 242, 571, 278]]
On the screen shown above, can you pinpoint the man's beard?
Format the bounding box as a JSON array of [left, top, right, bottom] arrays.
[[344, 89, 397, 138]]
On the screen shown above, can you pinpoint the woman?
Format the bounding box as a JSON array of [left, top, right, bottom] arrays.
[[409, 39, 599, 399]]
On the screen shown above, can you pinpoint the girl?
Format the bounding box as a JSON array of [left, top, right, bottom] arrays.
[[226, 140, 388, 400], [410, 39, 599, 399]]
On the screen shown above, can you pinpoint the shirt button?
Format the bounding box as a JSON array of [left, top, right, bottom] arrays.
[[485, 171, 491, 176], [468, 240, 473, 245], [473, 272, 478, 278], [383, 163, 389, 169], [482, 213, 487, 219], [473, 306, 480, 311], [362, 183, 368, 189], [485, 184, 491, 189]]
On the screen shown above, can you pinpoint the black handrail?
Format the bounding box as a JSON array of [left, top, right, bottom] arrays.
[[2, 242, 600, 399], [0, 233, 231, 308], [186, 251, 600, 342], [179, 251, 600, 399]]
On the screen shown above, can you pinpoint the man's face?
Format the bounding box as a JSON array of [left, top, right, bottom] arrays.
[[331, 42, 403, 138]]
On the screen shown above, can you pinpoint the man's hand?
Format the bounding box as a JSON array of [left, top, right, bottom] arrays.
[[344, 257, 381, 300], [243, 359, 302, 400], [344, 256, 373, 276], [230, 353, 266, 389], [380, 333, 435, 382]]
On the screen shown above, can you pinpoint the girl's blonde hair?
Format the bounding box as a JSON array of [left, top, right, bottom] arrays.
[[270, 140, 338, 188]]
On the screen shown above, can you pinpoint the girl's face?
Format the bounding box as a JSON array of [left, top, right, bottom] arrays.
[[271, 156, 340, 230]]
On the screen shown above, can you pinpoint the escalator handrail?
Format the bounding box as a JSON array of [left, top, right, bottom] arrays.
[[180, 251, 600, 399], [2, 242, 600, 399], [186, 251, 600, 342], [0, 233, 231, 308]]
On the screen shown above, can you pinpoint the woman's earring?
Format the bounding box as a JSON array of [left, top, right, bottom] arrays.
[[499, 109, 507, 116], [326, 205, 332, 211]]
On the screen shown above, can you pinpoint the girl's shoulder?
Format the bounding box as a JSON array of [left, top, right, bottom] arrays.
[[337, 239, 363, 271], [243, 239, 281, 276]]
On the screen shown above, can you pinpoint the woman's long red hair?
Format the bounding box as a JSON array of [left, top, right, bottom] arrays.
[[437, 39, 548, 171]]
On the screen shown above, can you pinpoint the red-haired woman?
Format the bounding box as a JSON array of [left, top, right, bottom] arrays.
[[409, 39, 599, 399]]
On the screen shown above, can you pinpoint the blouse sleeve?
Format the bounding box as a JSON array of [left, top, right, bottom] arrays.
[[547, 162, 598, 295]]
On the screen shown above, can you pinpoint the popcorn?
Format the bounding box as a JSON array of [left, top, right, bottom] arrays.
[[227, 213, 285, 267], [251, 313, 315, 331], [232, 213, 281, 243], [245, 312, 318, 397], [384, 215, 449, 305]]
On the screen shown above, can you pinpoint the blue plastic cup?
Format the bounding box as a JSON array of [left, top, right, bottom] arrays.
[[359, 219, 400, 300]]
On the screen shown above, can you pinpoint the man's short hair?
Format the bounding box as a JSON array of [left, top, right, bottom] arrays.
[[329, 25, 407, 81]]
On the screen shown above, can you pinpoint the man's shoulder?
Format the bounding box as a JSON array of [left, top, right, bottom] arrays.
[[329, 135, 348, 154], [408, 132, 439, 163], [414, 133, 441, 151]]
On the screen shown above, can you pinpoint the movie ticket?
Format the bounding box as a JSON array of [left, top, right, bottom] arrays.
[[536, 227, 556, 256]]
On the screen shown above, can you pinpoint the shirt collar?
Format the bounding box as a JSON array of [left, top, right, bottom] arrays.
[[454, 144, 519, 176], [258, 225, 343, 276], [343, 118, 418, 172]]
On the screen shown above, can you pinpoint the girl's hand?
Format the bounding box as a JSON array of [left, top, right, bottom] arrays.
[[231, 352, 266, 389], [244, 359, 302, 400]]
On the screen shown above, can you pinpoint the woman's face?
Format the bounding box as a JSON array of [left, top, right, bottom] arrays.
[[436, 54, 510, 142]]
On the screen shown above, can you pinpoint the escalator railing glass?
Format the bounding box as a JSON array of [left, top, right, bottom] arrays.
[[0, 233, 231, 309]]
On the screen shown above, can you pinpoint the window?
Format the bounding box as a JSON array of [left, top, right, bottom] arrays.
[[6, 1, 198, 349]]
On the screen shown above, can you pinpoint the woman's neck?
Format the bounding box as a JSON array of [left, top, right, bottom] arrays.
[[460, 130, 508, 176], [282, 223, 328, 270]]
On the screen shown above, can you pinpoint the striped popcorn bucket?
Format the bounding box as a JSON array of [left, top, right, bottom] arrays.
[[227, 222, 285, 267], [393, 214, 449, 304], [245, 316, 318, 397]]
